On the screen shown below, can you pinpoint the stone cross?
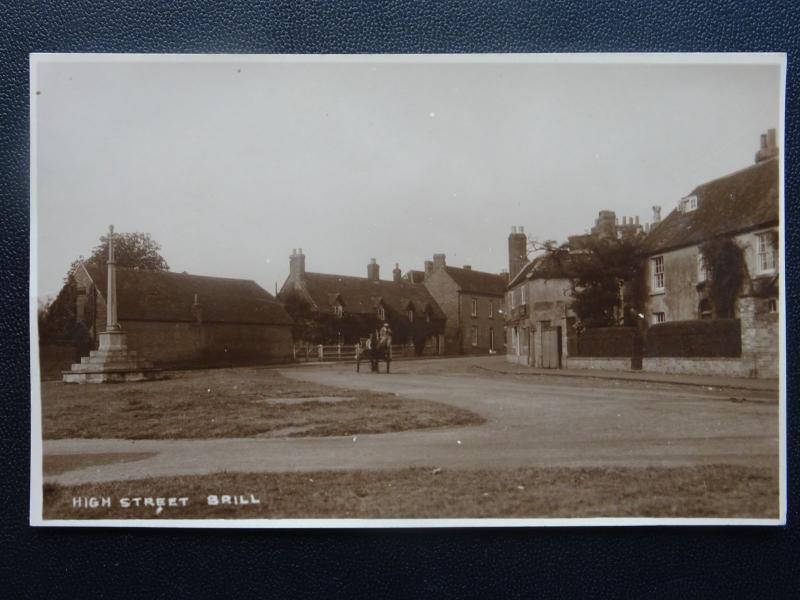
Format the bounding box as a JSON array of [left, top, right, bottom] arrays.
[[106, 224, 120, 331]]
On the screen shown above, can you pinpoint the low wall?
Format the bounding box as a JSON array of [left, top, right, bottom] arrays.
[[642, 357, 750, 378], [566, 357, 632, 371]]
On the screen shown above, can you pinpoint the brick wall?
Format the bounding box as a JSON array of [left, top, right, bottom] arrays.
[[459, 293, 503, 355], [121, 320, 294, 368], [422, 269, 462, 353]]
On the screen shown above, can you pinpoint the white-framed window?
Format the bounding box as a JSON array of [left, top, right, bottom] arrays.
[[488, 300, 494, 319], [377, 305, 385, 321], [471, 298, 478, 317], [652, 312, 666, 324], [333, 303, 343, 318], [510, 290, 516, 310], [756, 231, 776, 274], [651, 256, 665, 292], [681, 195, 698, 212], [471, 325, 479, 346], [697, 253, 710, 283], [521, 285, 527, 304]]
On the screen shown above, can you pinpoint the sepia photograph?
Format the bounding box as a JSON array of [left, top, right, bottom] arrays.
[[29, 53, 785, 526]]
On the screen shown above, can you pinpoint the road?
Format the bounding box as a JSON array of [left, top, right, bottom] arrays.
[[43, 356, 779, 485]]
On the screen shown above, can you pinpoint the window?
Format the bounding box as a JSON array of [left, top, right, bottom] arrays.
[[377, 305, 385, 321], [408, 308, 414, 322], [697, 254, 710, 283], [521, 285, 527, 304], [471, 326, 479, 346], [681, 195, 698, 212], [471, 298, 478, 317], [756, 232, 776, 274], [651, 256, 665, 292], [489, 327, 495, 350], [510, 290, 516, 310], [488, 300, 494, 319], [333, 303, 343, 318], [768, 299, 778, 313], [426, 310, 431, 323], [652, 312, 666, 324]]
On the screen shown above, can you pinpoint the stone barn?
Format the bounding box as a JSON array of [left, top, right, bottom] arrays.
[[68, 263, 294, 368]]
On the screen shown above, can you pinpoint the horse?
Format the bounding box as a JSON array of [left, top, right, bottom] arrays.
[[356, 333, 392, 373]]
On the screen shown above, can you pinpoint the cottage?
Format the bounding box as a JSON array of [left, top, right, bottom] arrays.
[[68, 263, 294, 367], [278, 249, 446, 354]]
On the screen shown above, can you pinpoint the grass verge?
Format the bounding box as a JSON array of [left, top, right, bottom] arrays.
[[43, 464, 777, 519], [42, 367, 484, 439]]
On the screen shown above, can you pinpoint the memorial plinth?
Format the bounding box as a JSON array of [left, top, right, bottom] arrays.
[[63, 224, 163, 384], [62, 330, 162, 383]]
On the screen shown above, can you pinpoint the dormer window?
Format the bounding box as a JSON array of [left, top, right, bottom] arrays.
[[377, 305, 385, 321], [408, 308, 414, 322], [680, 195, 698, 213], [333, 303, 343, 318]]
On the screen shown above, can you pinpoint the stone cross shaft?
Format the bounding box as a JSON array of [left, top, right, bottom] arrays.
[[106, 224, 120, 331]]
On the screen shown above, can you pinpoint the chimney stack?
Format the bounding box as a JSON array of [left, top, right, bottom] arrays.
[[508, 225, 527, 280], [433, 253, 446, 270], [652, 206, 662, 224], [755, 128, 779, 163], [289, 248, 306, 278], [367, 258, 380, 281], [463, 265, 472, 270], [392, 263, 402, 283], [424, 260, 434, 279]]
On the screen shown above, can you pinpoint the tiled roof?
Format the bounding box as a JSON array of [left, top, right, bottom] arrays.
[[84, 266, 293, 326], [299, 272, 446, 320], [443, 266, 507, 296], [507, 252, 580, 289], [640, 157, 779, 255]]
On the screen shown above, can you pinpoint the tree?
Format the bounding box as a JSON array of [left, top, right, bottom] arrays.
[[68, 231, 170, 276], [40, 231, 169, 342], [536, 234, 646, 328]]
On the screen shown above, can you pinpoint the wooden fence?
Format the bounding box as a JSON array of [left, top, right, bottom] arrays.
[[292, 342, 433, 362]]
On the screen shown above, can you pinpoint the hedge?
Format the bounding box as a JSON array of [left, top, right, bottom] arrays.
[[645, 319, 741, 358], [576, 327, 641, 357]]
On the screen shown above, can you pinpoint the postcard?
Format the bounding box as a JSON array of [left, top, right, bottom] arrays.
[[29, 53, 786, 527]]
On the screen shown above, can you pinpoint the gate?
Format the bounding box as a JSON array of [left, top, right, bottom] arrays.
[[540, 324, 562, 369]]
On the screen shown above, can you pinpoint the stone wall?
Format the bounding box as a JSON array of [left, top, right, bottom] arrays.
[[566, 357, 632, 371], [739, 295, 780, 378], [641, 357, 749, 377]]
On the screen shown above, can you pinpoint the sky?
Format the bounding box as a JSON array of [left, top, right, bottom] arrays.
[[33, 56, 782, 300]]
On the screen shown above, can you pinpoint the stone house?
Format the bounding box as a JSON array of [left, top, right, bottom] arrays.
[[419, 253, 507, 354], [640, 130, 779, 324], [638, 129, 780, 378], [278, 249, 447, 352], [68, 263, 294, 367]]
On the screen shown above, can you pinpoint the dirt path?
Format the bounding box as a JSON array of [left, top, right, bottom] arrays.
[[43, 358, 778, 485]]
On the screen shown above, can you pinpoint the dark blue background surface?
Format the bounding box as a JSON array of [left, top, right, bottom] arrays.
[[1, 1, 798, 597]]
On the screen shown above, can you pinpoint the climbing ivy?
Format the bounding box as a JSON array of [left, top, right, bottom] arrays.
[[699, 236, 747, 318]]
